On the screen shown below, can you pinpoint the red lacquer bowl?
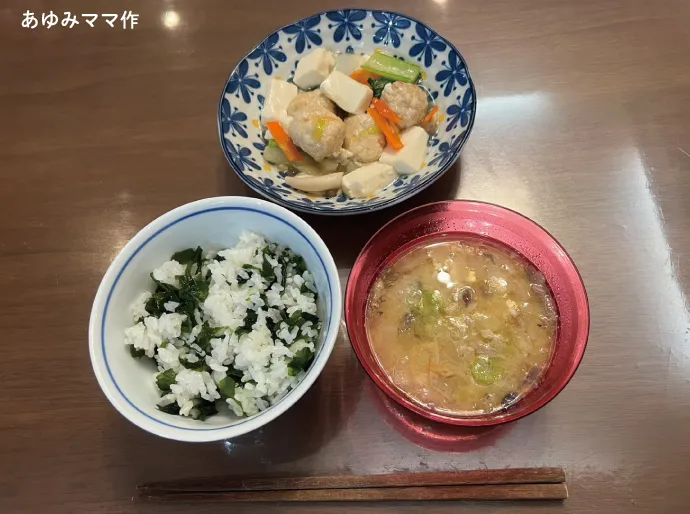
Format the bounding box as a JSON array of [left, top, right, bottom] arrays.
[[345, 201, 589, 426]]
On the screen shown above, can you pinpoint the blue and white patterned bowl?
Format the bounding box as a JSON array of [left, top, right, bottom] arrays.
[[217, 10, 476, 215]]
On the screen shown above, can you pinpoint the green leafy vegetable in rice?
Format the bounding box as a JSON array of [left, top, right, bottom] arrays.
[[123, 231, 321, 420]]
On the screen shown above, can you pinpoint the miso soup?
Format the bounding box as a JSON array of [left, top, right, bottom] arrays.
[[366, 239, 558, 416]]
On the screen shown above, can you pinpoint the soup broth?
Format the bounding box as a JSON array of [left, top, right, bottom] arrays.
[[366, 239, 558, 416]]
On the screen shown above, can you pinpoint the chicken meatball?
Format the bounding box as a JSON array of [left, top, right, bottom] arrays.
[[288, 110, 345, 162], [343, 113, 386, 163], [286, 90, 336, 117], [380, 82, 429, 129]]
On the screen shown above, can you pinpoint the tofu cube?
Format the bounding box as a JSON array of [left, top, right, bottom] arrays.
[[320, 70, 373, 114], [342, 162, 396, 198], [379, 126, 429, 175], [332, 53, 370, 76], [261, 78, 298, 130], [293, 49, 335, 90]]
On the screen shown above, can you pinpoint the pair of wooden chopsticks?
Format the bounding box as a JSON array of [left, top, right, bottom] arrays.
[[138, 467, 567, 502]]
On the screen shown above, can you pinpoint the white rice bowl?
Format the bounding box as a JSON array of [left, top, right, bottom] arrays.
[[89, 197, 341, 442]]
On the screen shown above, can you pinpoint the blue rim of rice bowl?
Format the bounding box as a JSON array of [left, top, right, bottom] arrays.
[[100, 206, 334, 431]]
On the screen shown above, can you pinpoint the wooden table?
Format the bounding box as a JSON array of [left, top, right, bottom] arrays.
[[2, 0, 689, 512]]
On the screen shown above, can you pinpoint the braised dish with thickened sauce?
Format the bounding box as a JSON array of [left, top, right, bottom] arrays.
[[366, 239, 558, 416]]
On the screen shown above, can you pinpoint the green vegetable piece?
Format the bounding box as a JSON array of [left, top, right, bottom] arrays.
[[176, 271, 210, 328], [145, 290, 178, 318], [362, 53, 421, 83], [241, 264, 262, 281], [420, 289, 443, 316], [144, 273, 181, 317], [313, 118, 328, 141], [409, 290, 443, 338], [242, 310, 258, 330], [156, 369, 177, 392], [233, 310, 256, 339], [194, 322, 219, 353], [213, 326, 228, 337], [263, 143, 290, 166], [171, 247, 202, 266], [287, 310, 303, 326], [471, 355, 502, 386], [193, 399, 218, 421], [289, 347, 314, 374], [227, 367, 244, 380], [129, 345, 146, 359], [293, 256, 307, 274], [144, 294, 162, 317], [265, 317, 278, 337], [232, 309, 259, 338], [179, 355, 209, 372], [157, 402, 180, 415], [194, 247, 204, 272], [235, 326, 251, 338], [218, 377, 236, 398], [300, 284, 318, 301], [261, 252, 276, 283], [150, 273, 179, 295], [302, 312, 320, 324], [179, 272, 209, 302], [367, 77, 395, 98]]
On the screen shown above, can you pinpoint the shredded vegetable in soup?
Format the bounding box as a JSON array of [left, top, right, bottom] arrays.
[[366, 239, 558, 416]]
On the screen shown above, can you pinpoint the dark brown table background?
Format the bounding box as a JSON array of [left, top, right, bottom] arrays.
[[2, 0, 690, 512]]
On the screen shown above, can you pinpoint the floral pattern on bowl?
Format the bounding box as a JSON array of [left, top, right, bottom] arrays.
[[217, 9, 476, 215]]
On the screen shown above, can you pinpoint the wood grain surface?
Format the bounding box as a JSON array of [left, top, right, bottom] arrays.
[[1, 0, 690, 513]]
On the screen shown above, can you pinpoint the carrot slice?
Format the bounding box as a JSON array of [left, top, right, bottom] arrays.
[[350, 69, 382, 85], [367, 107, 403, 150], [265, 121, 302, 162], [422, 105, 439, 125], [372, 98, 402, 124]]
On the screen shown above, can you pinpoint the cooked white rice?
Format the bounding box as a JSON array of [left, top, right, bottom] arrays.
[[123, 231, 321, 420]]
